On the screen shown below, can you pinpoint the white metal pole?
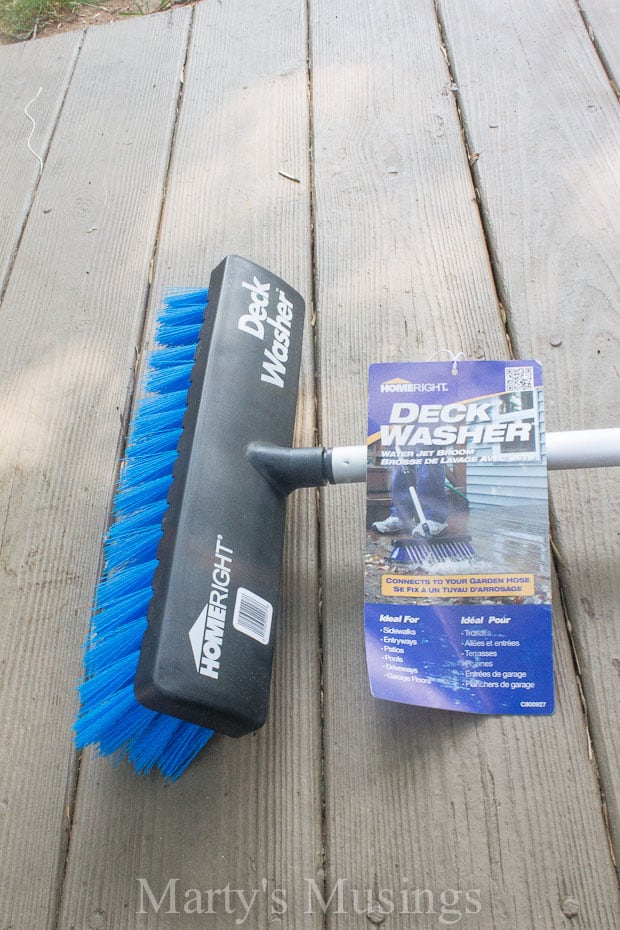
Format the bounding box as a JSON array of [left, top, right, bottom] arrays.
[[328, 428, 620, 484], [545, 428, 620, 470]]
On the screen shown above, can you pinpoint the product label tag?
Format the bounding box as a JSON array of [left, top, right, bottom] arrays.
[[365, 360, 553, 714]]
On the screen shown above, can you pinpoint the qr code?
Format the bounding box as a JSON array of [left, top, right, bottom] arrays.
[[505, 366, 534, 392]]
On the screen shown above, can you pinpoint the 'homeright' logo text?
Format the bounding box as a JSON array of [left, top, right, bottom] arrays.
[[238, 277, 294, 388], [189, 536, 233, 680], [381, 379, 449, 393]]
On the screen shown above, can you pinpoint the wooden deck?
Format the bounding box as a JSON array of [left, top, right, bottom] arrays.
[[1, 1, 619, 927]]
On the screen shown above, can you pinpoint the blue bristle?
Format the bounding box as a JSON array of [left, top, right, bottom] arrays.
[[75, 288, 216, 779], [153, 323, 203, 348], [118, 450, 178, 490], [164, 288, 208, 313], [105, 500, 168, 541], [145, 362, 194, 394], [134, 389, 191, 422], [83, 592, 152, 666], [126, 427, 184, 458], [96, 560, 159, 606], [86, 624, 145, 669], [106, 526, 164, 569], [113, 473, 174, 517], [91, 581, 153, 627], [79, 649, 140, 706], [157, 721, 214, 780], [149, 343, 198, 369], [127, 715, 186, 774], [77, 687, 156, 755]]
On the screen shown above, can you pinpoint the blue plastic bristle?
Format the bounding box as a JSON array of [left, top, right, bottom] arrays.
[[126, 426, 185, 458], [118, 450, 179, 489], [75, 288, 215, 780], [106, 500, 168, 540], [106, 526, 165, 570], [146, 363, 194, 395], [113, 473, 175, 518], [148, 343, 198, 368]]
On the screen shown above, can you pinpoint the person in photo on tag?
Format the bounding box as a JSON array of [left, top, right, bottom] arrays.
[[373, 462, 448, 537]]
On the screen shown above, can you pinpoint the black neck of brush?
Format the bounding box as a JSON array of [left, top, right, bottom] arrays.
[[246, 442, 334, 496]]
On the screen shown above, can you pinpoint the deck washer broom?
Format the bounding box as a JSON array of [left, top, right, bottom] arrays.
[[389, 484, 476, 565], [76, 255, 350, 779], [75, 255, 620, 780]]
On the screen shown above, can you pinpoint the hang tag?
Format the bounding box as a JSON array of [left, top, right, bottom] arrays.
[[365, 360, 553, 715]]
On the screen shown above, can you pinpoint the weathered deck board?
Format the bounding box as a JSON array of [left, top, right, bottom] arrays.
[[439, 0, 620, 865], [0, 12, 191, 929], [312, 0, 618, 926], [0, 31, 81, 297], [57, 2, 322, 928], [579, 0, 620, 87], [0, 0, 618, 927]]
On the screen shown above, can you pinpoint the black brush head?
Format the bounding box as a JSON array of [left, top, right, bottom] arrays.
[[135, 256, 305, 736]]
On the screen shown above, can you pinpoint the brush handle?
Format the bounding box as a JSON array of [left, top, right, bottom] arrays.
[[408, 484, 430, 536], [325, 428, 620, 484], [544, 428, 620, 470]]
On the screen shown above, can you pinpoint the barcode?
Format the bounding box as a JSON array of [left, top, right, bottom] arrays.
[[233, 587, 273, 645], [505, 365, 534, 392]]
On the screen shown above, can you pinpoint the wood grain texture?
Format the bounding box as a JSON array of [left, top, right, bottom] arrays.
[[58, 3, 322, 929], [1, 2, 618, 929], [311, 0, 619, 926], [0, 31, 82, 298], [310, 0, 503, 449], [438, 0, 620, 866], [578, 0, 620, 87], [0, 12, 191, 929]]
